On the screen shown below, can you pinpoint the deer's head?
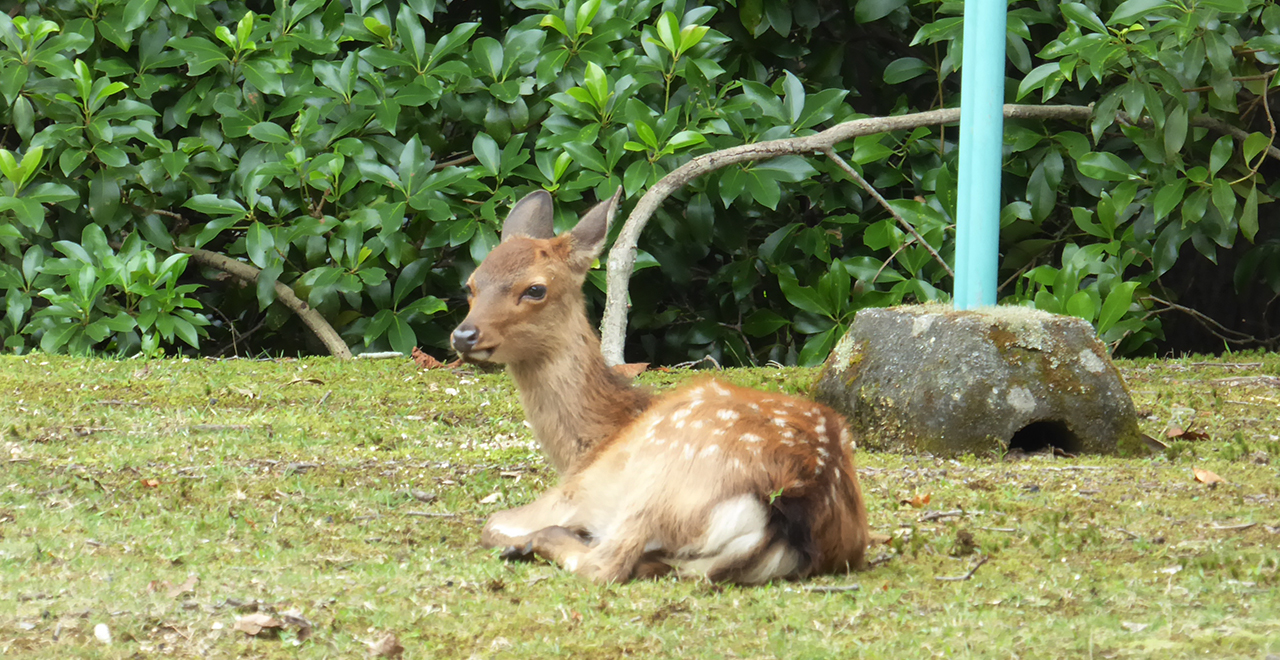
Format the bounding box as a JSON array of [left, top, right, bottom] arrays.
[[450, 188, 622, 365]]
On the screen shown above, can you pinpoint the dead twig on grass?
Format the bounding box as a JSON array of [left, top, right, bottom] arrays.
[[936, 555, 989, 582], [804, 585, 861, 593], [1211, 376, 1280, 387], [919, 509, 967, 522], [1209, 522, 1258, 531]]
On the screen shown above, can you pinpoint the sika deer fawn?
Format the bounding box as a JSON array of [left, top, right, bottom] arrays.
[[451, 189, 869, 584]]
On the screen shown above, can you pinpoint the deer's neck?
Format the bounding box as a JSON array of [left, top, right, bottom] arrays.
[[507, 315, 651, 475]]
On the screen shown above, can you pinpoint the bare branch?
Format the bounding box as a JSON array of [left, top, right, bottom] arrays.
[[178, 247, 353, 359]]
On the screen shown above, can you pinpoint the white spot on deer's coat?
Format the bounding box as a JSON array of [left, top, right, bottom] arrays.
[[692, 419, 706, 429], [716, 409, 740, 422], [672, 407, 692, 422], [782, 430, 795, 439], [699, 445, 720, 458], [817, 446, 829, 458], [815, 421, 827, 436], [683, 444, 696, 460], [564, 556, 580, 572], [731, 458, 743, 470], [747, 402, 761, 412], [740, 433, 763, 443], [772, 417, 789, 428], [711, 382, 730, 396], [713, 428, 727, 437]]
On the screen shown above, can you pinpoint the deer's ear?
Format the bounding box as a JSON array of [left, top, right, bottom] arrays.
[[501, 190, 556, 242], [566, 186, 622, 267]]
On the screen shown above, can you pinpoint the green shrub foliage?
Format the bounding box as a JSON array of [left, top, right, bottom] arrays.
[[1, 0, 1277, 362]]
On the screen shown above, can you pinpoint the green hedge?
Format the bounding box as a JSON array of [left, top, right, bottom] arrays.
[[1, 0, 1278, 363]]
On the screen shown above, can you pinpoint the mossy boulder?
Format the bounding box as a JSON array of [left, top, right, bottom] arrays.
[[813, 304, 1144, 457]]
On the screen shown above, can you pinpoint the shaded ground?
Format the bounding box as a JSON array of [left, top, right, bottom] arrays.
[[1, 352, 1278, 659]]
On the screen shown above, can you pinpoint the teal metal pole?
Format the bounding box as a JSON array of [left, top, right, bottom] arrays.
[[953, 0, 1007, 309]]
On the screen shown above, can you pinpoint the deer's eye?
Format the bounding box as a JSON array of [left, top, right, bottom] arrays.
[[523, 284, 547, 301]]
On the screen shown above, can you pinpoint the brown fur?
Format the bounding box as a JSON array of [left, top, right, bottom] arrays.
[[451, 189, 870, 584]]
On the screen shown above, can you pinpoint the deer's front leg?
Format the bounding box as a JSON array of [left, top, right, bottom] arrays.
[[480, 487, 580, 552]]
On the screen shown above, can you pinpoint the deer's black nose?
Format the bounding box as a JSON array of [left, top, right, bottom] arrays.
[[451, 323, 480, 352]]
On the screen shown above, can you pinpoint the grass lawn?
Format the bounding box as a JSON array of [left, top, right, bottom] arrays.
[[2, 351, 1278, 659]]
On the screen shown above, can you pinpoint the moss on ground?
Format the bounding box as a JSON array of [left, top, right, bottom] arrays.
[[1, 352, 1278, 658]]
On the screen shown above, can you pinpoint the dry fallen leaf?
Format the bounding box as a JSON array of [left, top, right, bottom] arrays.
[[411, 347, 445, 370], [1139, 433, 1169, 453], [141, 478, 160, 488], [233, 613, 284, 636], [900, 492, 932, 508], [611, 362, 649, 379], [868, 532, 893, 546], [1193, 467, 1225, 486], [1167, 424, 1210, 441], [167, 574, 198, 599], [370, 632, 405, 658], [478, 492, 503, 505]]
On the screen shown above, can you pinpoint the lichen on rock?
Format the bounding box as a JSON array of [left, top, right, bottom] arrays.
[[814, 305, 1144, 457]]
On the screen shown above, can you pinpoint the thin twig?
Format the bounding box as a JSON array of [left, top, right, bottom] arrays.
[[433, 153, 477, 170], [919, 509, 966, 522], [936, 555, 989, 582], [1209, 522, 1258, 531], [1211, 376, 1280, 386], [1144, 295, 1258, 345], [404, 511, 459, 519], [823, 147, 953, 277], [804, 585, 861, 593]]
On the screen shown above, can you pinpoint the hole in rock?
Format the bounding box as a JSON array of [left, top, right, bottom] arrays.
[[1007, 419, 1082, 455]]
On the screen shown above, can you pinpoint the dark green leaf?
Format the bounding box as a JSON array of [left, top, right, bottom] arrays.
[[742, 309, 789, 337], [1098, 281, 1138, 333], [1208, 135, 1233, 176], [1240, 185, 1258, 242], [248, 121, 291, 144], [1077, 152, 1137, 182], [884, 57, 929, 85], [184, 195, 247, 218], [855, 0, 907, 24]]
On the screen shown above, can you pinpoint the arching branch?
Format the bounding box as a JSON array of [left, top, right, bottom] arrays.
[[598, 103, 1280, 366], [178, 247, 353, 359]]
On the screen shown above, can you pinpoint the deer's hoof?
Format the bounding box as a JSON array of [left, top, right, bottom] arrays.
[[499, 541, 535, 561]]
